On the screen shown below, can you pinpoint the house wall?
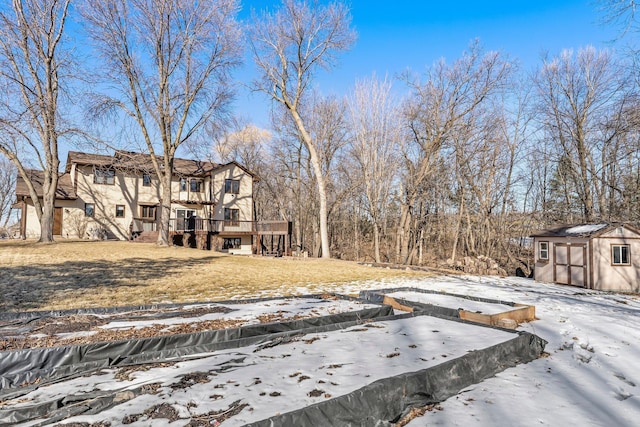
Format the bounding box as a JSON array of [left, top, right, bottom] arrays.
[[591, 228, 640, 292], [533, 237, 590, 286], [73, 165, 162, 240], [20, 160, 256, 247], [211, 164, 254, 221], [21, 199, 79, 239], [226, 235, 253, 255], [22, 202, 40, 239]]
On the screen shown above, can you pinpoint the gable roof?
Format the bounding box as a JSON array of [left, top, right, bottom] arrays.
[[65, 151, 225, 177], [212, 161, 260, 181], [531, 223, 640, 238], [15, 169, 77, 200]]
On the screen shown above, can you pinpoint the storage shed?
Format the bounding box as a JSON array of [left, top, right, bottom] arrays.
[[531, 223, 640, 292]]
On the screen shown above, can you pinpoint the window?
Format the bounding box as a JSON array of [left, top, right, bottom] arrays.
[[190, 179, 203, 193], [223, 238, 242, 249], [538, 241, 549, 261], [140, 205, 157, 220], [612, 244, 630, 266], [224, 208, 240, 222], [142, 174, 151, 187], [94, 168, 115, 185], [180, 178, 187, 192], [225, 179, 240, 194], [176, 209, 196, 231], [115, 205, 125, 218], [85, 203, 95, 217]]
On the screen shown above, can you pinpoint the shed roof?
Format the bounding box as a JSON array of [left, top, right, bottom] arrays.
[[15, 169, 77, 200], [531, 223, 640, 238]]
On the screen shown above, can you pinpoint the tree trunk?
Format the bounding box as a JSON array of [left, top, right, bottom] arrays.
[[373, 222, 381, 263], [289, 109, 331, 259], [157, 171, 172, 246]]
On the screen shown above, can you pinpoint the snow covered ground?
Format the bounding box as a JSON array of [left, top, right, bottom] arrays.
[[23, 315, 515, 426], [344, 276, 640, 427], [4, 275, 640, 426]]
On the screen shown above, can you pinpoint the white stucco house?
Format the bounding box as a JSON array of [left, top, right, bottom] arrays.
[[14, 151, 290, 255], [531, 223, 640, 292]]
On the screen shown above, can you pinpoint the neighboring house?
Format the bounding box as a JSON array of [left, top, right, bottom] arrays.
[[531, 223, 640, 292], [14, 150, 290, 255]]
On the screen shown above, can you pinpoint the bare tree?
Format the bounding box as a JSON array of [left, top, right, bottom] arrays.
[[597, 0, 640, 36], [533, 46, 629, 222], [212, 122, 272, 172], [398, 42, 512, 264], [347, 75, 401, 263], [248, 0, 356, 258], [0, 157, 17, 231], [82, 0, 242, 246], [0, 0, 73, 243]]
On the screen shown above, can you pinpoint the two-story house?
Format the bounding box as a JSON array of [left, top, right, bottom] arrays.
[[14, 150, 289, 255]]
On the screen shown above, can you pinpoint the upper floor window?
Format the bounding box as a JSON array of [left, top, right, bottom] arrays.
[[115, 205, 125, 218], [612, 244, 630, 266], [180, 178, 187, 192], [142, 174, 152, 187], [224, 208, 239, 225], [190, 179, 204, 193], [538, 241, 549, 261], [225, 179, 240, 194], [94, 168, 115, 185]]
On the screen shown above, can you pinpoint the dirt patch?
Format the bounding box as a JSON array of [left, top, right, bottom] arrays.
[[185, 400, 249, 426], [256, 311, 304, 323], [122, 402, 180, 424], [54, 422, 112, 427], [170, 372, 212, 390], [307, 389, 324, 397], [27, 314, 109, 334]]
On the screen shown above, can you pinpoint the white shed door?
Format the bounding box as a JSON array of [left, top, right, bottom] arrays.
[[554, 243, 587, 287]]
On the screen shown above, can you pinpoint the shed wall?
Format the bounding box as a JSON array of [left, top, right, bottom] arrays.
[[592, 236, 640, 292]]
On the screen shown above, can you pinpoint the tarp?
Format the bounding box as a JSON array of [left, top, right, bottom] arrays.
[[0, 304, 394, 396], [359, 287, 524, 318], [248, 330, 546, 427], [0, 292, 548, 426]]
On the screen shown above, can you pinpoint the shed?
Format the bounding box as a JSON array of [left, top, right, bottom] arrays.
[[531, 223, 640, 292]]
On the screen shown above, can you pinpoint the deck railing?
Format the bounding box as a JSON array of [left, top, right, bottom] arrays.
[[169, 218, 280, 233]]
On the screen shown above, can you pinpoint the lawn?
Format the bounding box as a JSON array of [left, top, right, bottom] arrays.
[[0, 240, 429, 311]]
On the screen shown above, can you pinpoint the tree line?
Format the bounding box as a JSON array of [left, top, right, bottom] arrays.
[[1, 0, 639, 272]]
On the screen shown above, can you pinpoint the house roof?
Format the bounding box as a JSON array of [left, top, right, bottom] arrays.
[[65, 151, 233, 177], [530, 223, 640, 238], [15, 169, 77, 200]]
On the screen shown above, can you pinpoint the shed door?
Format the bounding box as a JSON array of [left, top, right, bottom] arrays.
[[554, 243, 587, 287]]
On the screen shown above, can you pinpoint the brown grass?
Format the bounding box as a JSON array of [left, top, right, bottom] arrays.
[[0, 240, 429, 311]]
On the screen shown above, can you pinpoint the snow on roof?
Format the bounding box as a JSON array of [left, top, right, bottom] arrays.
[[530, 223, 623, 238], [564, 223, 609, 235]]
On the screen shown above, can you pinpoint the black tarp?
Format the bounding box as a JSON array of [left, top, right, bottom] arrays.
[[247, 330, 546, 427], [0, 293, 547, 426], [0, 304, 394, 396], [359, 287, 525, 318]]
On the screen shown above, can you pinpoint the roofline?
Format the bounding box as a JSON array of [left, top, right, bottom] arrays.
[[530, 222, 640, 238], [65, 150, 221, 176], [215, 161, 260, 182]]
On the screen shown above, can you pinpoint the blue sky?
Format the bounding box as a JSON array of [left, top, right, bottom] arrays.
[[236, 0, 621, 128]]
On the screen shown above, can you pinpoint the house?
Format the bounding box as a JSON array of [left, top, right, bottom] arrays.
[[14, 150, 291, 255], [531, 223, 640, 292]]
